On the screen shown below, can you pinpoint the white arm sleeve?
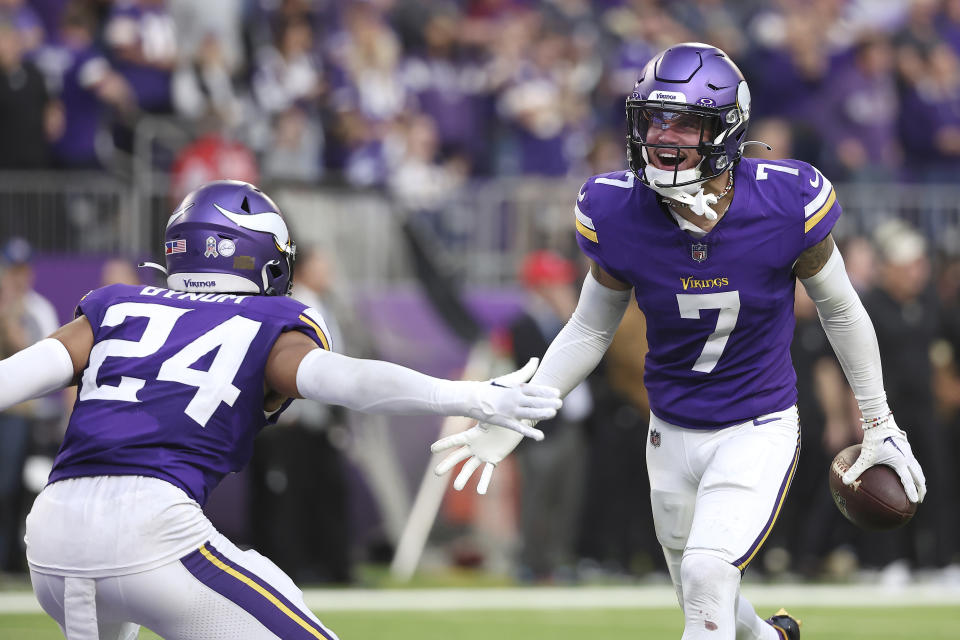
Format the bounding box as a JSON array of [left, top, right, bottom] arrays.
[[0, 338, 75, 411], [529, 270, 632, 396], [295, 349, 484, 416], [800, 248, 889, 419]]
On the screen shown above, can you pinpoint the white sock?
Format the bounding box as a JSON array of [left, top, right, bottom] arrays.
[[735, 594, 780, 640]]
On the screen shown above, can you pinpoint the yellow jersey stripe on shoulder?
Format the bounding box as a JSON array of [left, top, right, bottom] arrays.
[[574, 204, 595, 230], [574, 204, 597, 241], [804, 188, 836, 233], [803, 171, 833, 218], [576, 218, 598, 242], [197, 545, 328, 640], [298, 314, 330, 351]]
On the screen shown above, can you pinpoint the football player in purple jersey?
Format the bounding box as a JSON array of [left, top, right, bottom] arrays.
[[0, 180, 561, 640], [433, 43, 927, 640]]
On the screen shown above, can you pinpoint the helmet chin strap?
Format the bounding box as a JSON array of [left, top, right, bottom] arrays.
[[644, 164, 720, 220], [652, 183, 720, 220]]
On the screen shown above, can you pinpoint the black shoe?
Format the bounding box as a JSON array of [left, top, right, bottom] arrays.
[[766, 608, 801, 640]]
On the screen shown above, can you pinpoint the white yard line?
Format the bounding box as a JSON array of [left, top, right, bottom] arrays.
[[2, 584, 959, 615], [298, 584, 960, 611]]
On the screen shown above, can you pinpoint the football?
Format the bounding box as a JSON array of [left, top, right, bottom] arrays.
[[829, 444, 917, 531]]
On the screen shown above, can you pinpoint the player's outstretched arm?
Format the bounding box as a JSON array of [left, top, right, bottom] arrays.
[[0, 316, 93, 411], [265, 330, 560, 440], [798, 235, 926, 503], [431, 262, 633, 494]]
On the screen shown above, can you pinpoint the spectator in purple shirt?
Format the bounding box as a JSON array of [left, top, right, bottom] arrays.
[[602, 3, 691, 129], [400, 11, 495, 174], [325, 2, 409, 185], [43, 4, 134, 168], [26, 0, 71, 46], [741, 13, 835, 125], [326, 1, 407, 123], [819, 33, 900, 181], [105, 0, 177, 113], [899, 43, 960, 182], [940, 0, 960, 58], [495, 27, 592, 177]]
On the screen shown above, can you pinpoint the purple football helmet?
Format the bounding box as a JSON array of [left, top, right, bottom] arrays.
[[163, 180, 296, 296], [626, 42, 751, 190]]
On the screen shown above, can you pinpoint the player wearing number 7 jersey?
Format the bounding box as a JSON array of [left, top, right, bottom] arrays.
[[0, 180, 561, 640], [433, 43, 926, 640]]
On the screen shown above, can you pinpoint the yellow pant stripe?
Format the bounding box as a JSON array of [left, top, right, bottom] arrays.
[[197, 545, 327, 640]]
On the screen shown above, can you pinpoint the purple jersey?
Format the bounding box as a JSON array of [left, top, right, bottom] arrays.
[[50, 45, 110, 167], [49, 284, 331, 504], [575, 158, 841, 429]]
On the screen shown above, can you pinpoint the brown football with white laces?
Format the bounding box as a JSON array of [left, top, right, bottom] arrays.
[[829, 444, 917, 531]]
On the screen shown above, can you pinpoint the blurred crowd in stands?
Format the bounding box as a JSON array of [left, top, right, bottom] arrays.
[[4, 0, 960, 188], [1, 0, 960, 587]]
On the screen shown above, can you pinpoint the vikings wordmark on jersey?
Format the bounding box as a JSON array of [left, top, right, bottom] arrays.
[[575, 157, 840, 430], [49, 283, 332, 505]]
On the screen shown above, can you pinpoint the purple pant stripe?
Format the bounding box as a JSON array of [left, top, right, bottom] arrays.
[[180, 543, 335, 640], [733, 429, 801, 570]]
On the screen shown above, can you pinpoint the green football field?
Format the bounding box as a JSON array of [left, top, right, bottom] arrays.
[[2, 606, 958, 639]]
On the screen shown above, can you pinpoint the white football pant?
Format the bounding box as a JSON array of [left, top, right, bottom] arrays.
[[647, 405, 800, 640], [30, 529, 339, 640]]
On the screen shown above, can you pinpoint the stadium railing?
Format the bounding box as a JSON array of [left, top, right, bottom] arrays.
[[1, 172, 959, 288]]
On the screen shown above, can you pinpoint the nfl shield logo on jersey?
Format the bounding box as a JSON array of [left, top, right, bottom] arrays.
[[649, 428, 661, 448], [691, 242, 708, 262]]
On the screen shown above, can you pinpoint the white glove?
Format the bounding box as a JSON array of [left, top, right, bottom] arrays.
[[431, 420, 525, 495], [431, 359, 560, 494], [842, 414, 927, 503], [457, 358, 560, 440]]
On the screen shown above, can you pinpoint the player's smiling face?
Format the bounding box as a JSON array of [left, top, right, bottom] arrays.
[[643, 110, 710, 172]]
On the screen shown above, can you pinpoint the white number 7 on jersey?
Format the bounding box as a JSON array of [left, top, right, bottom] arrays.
[[676, 291, 741, 373]]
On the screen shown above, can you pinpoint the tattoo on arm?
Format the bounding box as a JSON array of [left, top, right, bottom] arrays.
[[794, 235, 836, 279]]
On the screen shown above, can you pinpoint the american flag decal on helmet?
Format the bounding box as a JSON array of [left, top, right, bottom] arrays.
[[165, 239, 186, 255]]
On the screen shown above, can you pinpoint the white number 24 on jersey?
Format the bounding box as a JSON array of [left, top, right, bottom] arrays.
[[79, 302, 262, 427]]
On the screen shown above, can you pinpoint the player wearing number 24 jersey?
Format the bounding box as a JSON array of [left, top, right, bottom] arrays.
[[433, 43, 926, 640], [2, 180, 561, 640], [49, 285, 332, 506]]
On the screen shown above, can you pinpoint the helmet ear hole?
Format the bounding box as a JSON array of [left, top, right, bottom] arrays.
[[240, 196, 251, 213], [267, 263, 283, 279]]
